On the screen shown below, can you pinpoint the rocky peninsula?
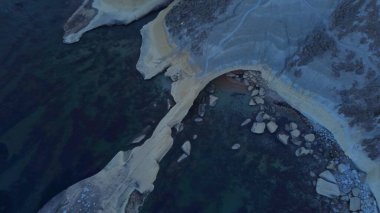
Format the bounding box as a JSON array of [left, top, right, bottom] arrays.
[[40, 0, 380, 212]]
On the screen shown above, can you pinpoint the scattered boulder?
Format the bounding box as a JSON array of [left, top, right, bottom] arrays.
[[192, 134, 198, 140], [291, 139, 302, 146], [231, 144, 241, 150], [289, 122, 298, 130], [248, 86, 254, 91], [249, 99, 257, 106], [338, 163, 350, 173], [295, 147, 313, 156], [262, 113, 272, 120], [251, 89, 259, 96], [319, 170, 337, 184], [177, 154, 188, 163], [181, 141, 191, 155], [209, 95, 219, 107], [352, 188, 360, 197], [198, 104, 206, 117], [194, 117, 203, 123], [326, 161, 336, 170], [174, 123, 184, 133], [266, 121, 278, 133], [277, 133, 289, 145], [290, 129, 301, 138], [254, 96, 265, 105], [349, 197, 361, 211], [304, 133, 316, 142], [241, 118, 252, 127], [131, 134, 146, 144], [316, 178, 340, 198], [259, 88, 265, 96], [251, 122, 266, 134], [255, 111, 265, 122]]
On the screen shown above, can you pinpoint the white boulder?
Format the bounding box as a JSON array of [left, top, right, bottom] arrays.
[[290, 129, 301, 138], [181, 141, 191, 156], [304, 133, 316, 142], [254, 96, 265, 105], [266, 121, 278, 133], [349, 197, 361, 211], [209, 95, 219, 107], [251, 122, 266, 134], [316, 178, 340, 198], [277, 133, 289, 145], [319, 170, 337, 184]]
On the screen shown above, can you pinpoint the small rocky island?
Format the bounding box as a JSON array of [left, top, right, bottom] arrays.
[[39, 0, 380, 212]]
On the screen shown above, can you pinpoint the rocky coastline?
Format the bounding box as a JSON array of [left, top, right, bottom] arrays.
[[40, 0, 380, 212]]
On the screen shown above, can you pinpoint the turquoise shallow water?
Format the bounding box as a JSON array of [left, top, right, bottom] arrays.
[[0, 1, 168, 212]]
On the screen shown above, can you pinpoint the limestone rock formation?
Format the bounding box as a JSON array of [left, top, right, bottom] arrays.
[[40, 0, 380, 212]]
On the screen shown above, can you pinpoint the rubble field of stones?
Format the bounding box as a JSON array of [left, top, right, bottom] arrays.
[[172, 70, 379, 213]]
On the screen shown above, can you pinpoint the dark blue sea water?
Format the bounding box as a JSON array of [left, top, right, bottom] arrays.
[[0, 1, 169, 212]]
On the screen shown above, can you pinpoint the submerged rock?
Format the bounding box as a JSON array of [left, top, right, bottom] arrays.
[[249, 99, 257, 106], [131, 134, 146, 144], [251, 122, 266, 134], [231, 144, 241, 150], [198, 103, 206, 117], [304, 133, 316, 142], [316, 178, 340, 198], [209, 95, 218, 107], [290, 129, 301, 138], [181, 141, 191, 156], [295, 147, 313, 156], [266, 121, 278, 133], [253, 96, 265, 105], [194, 117, 203, 123], [289, 122, 298, 131], [174, 123, 184, 133], [251, 89, 259, 96], [241, 118, 252, 127], [277, 133, 289, 145], [177, 154, 188, 163]]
